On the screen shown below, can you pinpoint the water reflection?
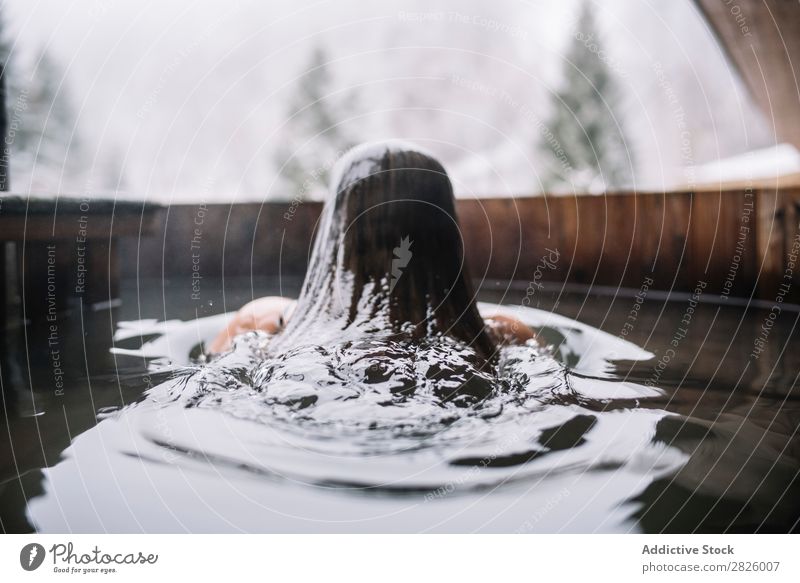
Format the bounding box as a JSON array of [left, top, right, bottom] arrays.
[[2, 297, 798, 533]]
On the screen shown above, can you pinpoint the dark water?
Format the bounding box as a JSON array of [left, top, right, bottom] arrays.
[[2, 279, 798, 533]]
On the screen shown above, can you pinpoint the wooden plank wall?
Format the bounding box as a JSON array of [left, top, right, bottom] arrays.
[[122, 189, 800, 302], [460, 189, 800, 302]]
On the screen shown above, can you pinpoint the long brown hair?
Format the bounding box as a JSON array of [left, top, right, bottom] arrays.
[[273, 141, 495, 361]]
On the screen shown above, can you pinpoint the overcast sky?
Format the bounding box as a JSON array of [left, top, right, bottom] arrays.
[[0, 0, 773, 200]]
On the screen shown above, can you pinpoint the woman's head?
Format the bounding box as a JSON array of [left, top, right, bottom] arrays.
[[276, 141, 495, 361]]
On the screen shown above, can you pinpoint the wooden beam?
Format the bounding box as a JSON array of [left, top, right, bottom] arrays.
[[694, 0, 800, 149]]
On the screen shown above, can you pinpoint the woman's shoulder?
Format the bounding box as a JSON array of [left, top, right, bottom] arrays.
[[484, 313, 536, 345]]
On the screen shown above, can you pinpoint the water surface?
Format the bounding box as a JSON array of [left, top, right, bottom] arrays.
[[2, 281, 798, 533]]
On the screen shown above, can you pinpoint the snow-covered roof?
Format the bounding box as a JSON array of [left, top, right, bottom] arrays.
[[691, 143, 800, 189]]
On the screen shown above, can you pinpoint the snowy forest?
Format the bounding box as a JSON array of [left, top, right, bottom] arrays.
[[0, 0, 775, 201]]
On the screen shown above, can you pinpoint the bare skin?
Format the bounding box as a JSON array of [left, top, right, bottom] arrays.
[[208, 297, 535, 354], [483, 313, 537, 344], [207, 297, 296, 353]]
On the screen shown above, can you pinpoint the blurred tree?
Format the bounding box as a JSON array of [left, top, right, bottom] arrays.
[[11, 49, 84, 189], [1, 15, 9, 191], [0, 36, 84, 192], [273, 45, 357, 199], [540, 1, 633, 192]]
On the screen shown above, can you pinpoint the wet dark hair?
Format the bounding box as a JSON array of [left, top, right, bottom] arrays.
[[274, 141, 496, 361]]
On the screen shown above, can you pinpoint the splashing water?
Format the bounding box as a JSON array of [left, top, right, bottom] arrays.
[[28, 303, 689, 533]]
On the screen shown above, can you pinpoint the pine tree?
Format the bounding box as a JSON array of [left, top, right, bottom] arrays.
[[1, 39, 84, 191], [540, 1, 633, 192], [14, 50, 83, 185], [1, 15, 10, 191], [273, 46, 356, 199]]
